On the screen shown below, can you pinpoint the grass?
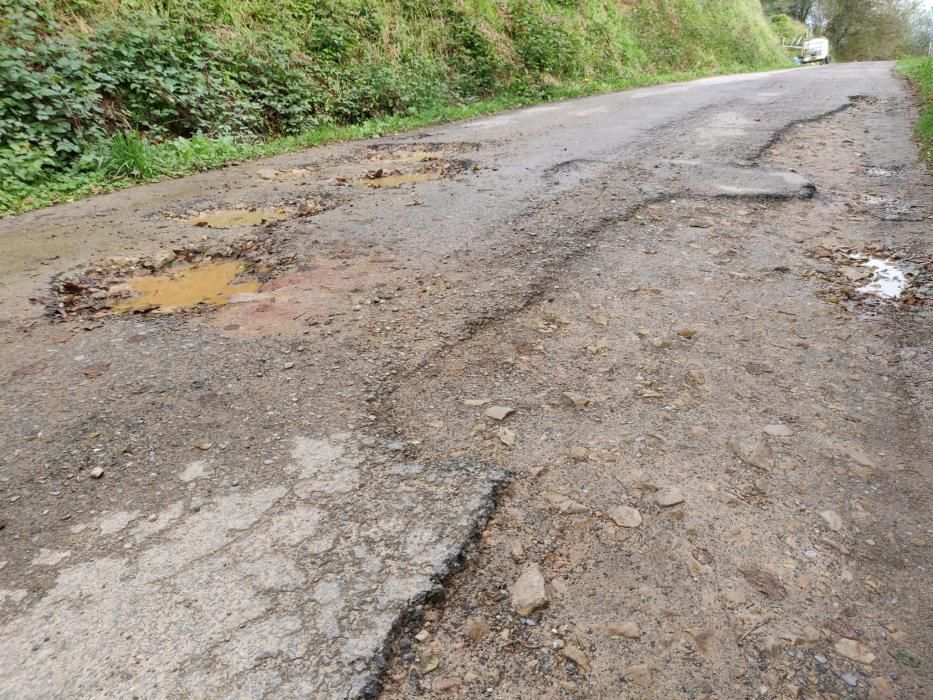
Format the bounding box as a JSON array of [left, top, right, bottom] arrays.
[[897, 57, 933, 166]]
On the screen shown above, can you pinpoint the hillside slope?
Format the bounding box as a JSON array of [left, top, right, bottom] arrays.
[[1, 0, 788, 213]]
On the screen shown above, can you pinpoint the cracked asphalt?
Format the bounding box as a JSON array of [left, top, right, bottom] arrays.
[[0, 62, 930, 698]]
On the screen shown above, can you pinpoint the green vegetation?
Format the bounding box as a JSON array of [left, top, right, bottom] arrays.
[[1, 0, 790, 216], [897, 57, 933, 165], [769, 13, 810, 60]]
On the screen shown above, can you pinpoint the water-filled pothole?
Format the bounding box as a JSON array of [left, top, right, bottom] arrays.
[[188, 208, 287, 229], [111, 262, 260, 313], [353, 169, 447, 188]]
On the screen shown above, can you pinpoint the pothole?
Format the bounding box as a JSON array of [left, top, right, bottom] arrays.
[[849, 254, 907, 299], [808, 243, 930, 306], [110, 261, 261, 313], [353, 168, 449, 188], [42, 233, 295, 318], [188, 208, 288, 229]]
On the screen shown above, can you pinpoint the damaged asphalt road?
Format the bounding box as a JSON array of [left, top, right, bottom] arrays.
[[0, 62, 930, 698]]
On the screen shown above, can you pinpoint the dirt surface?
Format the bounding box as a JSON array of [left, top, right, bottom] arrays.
[[0, 64, 930, 699]]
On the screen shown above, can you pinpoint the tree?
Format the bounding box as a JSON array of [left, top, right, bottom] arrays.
[[762, 0, 815, 22], [815, 0, 926, 60]]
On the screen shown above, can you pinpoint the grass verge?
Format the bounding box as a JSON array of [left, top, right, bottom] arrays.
[[4, 65, 784, 217], [897, 57, 933, 166]]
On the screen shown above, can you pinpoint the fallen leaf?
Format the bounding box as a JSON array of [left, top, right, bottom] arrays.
[[742, 569, 786, 601], [692, 547, 714, 565], [420, 653, 439, 673]]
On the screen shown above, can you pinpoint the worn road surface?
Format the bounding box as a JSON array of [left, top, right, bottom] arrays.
[[1, 62, 930, 699]]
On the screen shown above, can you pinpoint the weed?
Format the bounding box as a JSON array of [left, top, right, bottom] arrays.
[[897, 57, 933, 165]]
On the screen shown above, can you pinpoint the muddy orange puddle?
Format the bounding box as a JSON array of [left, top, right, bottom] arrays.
[[112, 261, 260, 313], [188, 209, 286, 229], [366, 149, 446, 165], [354, 171, 445, 188]]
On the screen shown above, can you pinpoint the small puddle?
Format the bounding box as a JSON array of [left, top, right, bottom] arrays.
[[851, 255, 907, 299], [366, 149, 446, 165], [353, 171, 445, 188], [112, 261, 261, 313], [189, 209, 286, 229]]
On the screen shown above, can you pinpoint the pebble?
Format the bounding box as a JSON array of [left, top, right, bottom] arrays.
[[835, 638, 876, 665], [498, 428, 516, 446], [511, 563, 549, 616], [433, 677, 462, 692], [764, 424, 794, 437], [815, 655, 827, 664], [609, 506, 642, 528], [568, 446, 589, 461], [543, 492, 588, 514], [655, 487, 684, 507], [820, 510, 843, 532], [607, 621, 641, 639], [869, 677, 895, 700], [89, 467, 104, 479], [414, 629, 430, 642], [464, 616, 490, 642], [842, 673, 858, 687], [561, 644, 591, 672], [484, 405, 514, 421]]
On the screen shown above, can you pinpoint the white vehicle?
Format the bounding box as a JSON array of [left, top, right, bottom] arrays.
[[800, 37, 831, 65]]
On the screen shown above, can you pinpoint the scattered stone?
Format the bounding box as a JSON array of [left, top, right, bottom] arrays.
[[847, 447, 876, 468], [498, 428, 516, 446], [433, 677, 462, 692], [195, 441, 213, 451], [729, 439, 774, 471], [561, 645, 591, 672], [869, 677, 895, 700], [764, 424, 794, 437], [89, 467, 104, 479], [625, 663, 651, 685], [609, 506, 642, 528], [607, 621, 641, 639], [802, 624, 821, 643], [821, 510, 844, 532], [256, 168, 279, 180], [484, 405, 514, 421], [562, 392, 591, 408], [511, 563, 549, 616], [835, 638, 875, 664], [464, 617, 490, 642], [656, 487, 684, 507], [510, 539, 524, 560], [686, 370, 706, 385], [463, 399, 491, 406], [677, 329, 698, 338], [590, 313, 609, 326], [415, 629, 430, 642], [568, 445, 589, 461], [842, 673, 858, 687], [543, 492, 588, 515]]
